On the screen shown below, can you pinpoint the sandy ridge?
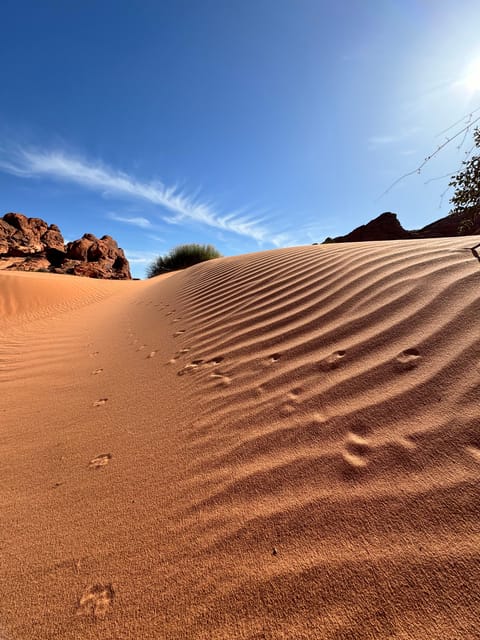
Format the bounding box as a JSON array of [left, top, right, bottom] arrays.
[[0, 237, 479, 639]]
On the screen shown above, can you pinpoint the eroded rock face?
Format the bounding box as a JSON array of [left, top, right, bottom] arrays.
[[1, 213, 50, 255], [324, 212, 413, 243], [323, 210, 480, 244], [63, 233, 131, 279], [0, 213, 131, 279]]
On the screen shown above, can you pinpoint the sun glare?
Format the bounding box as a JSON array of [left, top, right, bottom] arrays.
[[462, 57, 480, 92]]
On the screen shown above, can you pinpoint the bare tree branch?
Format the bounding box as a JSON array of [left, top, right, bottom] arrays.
[[378, 111, 480, 200], [435, 105, 480, 138]]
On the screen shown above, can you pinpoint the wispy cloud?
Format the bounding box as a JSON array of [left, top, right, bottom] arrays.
[[368, 135, 401, 147], [147, 234, 165, 243], [0, 146, 282, 244], [367, 127, 421, 151], [108, 212, 152, 229]]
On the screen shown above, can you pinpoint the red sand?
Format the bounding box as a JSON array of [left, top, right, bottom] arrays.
[[1, 238, 479, 639]]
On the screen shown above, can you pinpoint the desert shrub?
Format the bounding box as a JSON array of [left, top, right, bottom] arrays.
[[147, 243, 222, 277]]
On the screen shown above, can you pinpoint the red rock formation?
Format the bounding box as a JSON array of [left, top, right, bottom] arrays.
[[324, 212, 412, 243], [63, 233, 131, 279], [323, 210, 480, 244], [0, 213, 131, 279]]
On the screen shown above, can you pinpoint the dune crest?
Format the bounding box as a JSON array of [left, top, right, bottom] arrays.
[[1, 237, 479, 639]]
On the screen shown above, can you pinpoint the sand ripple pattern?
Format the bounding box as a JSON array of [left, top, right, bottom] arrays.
[[1, 238, 479, 639], [170, 238, 480, 638]]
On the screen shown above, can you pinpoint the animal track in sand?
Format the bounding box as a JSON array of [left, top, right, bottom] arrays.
[[342, 450, 368, 469], [287, 387, 303, 401], [321, 350, 347, 370], [77, 583, 115, 619], [269, 353, 281, 363], [342, 426, 371, 471], [89, 351, 99, 358], [91, 368, 103, 375], [312, 410, 328, 424], [136, 344, 146, 351], [146, 350, 157, 359], [93, 398, 108, 407], [395, 348, 421, 370], [178, 357, 227, 377], [280, 402, 296, 416], [210, 372, 232, 386], [178, 362, 201, 375], [88, 453, 112, 468], [277, 390, 300, 414], [166, 348, 191, 365]]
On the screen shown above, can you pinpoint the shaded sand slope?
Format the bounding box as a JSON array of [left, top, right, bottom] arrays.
[[1, 237, 479, 639]]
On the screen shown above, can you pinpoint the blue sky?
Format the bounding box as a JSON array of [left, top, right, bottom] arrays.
[[1, 0, 480, 277]]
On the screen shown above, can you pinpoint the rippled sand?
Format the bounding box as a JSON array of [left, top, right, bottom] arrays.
[[1, 237, 479, 639]]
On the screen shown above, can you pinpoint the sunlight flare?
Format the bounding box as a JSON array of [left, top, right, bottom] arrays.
[[461, 56, 480, 92]]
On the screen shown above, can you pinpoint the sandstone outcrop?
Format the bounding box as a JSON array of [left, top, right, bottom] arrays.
[[0, 213, 131, 279], [323, 209, 480, 244], [323, 212, 411, 243]]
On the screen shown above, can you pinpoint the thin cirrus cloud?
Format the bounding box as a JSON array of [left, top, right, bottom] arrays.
[[368, 134, 402, 147], [367, 127, 421, 151], [107, 212, 153, 229], [0, 146, 282, 244]]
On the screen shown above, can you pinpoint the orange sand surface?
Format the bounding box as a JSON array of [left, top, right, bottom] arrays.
[[1, 238, 479, 639]]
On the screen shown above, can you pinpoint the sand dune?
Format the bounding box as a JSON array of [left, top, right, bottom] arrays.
[[1, 237, 479, 639]]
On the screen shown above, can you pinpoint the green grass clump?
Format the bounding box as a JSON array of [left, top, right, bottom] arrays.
[[147, 243, 222, 277]]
